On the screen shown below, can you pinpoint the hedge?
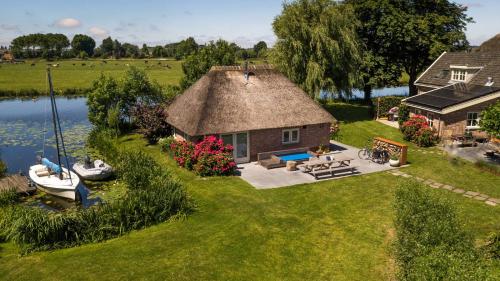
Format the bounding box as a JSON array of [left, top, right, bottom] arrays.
[[373, 96, 405, 118]]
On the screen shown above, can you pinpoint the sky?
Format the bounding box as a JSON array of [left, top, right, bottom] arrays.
[[0, 0, 498, 48]]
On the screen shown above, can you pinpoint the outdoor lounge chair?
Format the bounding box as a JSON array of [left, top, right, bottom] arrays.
[[258, 155, 286, 169]]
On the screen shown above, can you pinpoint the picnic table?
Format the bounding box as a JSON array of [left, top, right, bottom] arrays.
[[299, 155, 356, 179]]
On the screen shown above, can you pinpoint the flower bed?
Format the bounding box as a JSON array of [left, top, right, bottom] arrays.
[[400, 115, 438, 147], [170, 136, 236, 176]]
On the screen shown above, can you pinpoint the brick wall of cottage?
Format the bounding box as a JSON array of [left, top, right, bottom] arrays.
[[249, 123, 331, 161], [408, 98, 498, 139]]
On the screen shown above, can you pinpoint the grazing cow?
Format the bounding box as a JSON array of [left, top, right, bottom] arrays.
[[82, 63, 86, 66], [73, 63, 76, 66], [144, 60, 148, 64], [102, 60, 107, 64], [31, 63, 36, 66], [166, 64, 171, 69]]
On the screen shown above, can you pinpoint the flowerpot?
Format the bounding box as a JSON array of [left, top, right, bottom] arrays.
[[389, 159, 400, 167]]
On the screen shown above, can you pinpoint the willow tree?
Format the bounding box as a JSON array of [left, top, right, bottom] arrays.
[[272, 0, 361, 99]]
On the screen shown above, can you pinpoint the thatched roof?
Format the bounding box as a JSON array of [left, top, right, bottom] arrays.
[[166, 65, 335, 136]]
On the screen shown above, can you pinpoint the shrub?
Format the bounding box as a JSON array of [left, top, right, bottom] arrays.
[[394, 180, 489, 280], [171, 136, 236, 176], [116, 150, 166, 190], [0, 189, 18, 207], [483, 232, 500, 260], [86, 128, 119, 163], [480, 100, 500, 138], [400, 115, 437, 147], [158, 136, 176, 152], [398, 104, 410, 126], [171, 140, 196, 170], [373, 96, 405, 118], [132, 103, 171, 144], [193, 136, 236, 176]]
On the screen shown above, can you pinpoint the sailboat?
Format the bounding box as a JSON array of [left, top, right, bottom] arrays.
[[28, 68, 81, 201]]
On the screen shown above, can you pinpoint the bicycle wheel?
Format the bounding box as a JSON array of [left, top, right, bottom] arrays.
[[358, 148, 371, 160]]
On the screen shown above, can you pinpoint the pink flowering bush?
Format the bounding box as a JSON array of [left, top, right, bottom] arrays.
[[400, 115, 437, 147], [170, 140, 196, 170], [170, 136, 236, 176]]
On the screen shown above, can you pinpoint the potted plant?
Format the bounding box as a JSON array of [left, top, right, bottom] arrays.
[[389, 152, 400, 167]]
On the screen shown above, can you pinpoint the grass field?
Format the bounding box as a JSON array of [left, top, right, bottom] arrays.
[[0, 107, 498, 280], [0, 59, 184, 92]]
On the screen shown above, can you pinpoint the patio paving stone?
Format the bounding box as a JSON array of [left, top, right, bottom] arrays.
[[442, 185, 455, 191], [474, 195, 488, 201], [485, 201, 498, 206], [465, 191, 480, 197]]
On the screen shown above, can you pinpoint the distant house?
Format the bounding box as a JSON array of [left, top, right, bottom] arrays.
[[165, 65, 335, 163], [403, 52, 500, 139], [0, 51, 14, 62]]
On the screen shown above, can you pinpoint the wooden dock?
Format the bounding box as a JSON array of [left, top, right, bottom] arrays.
[[0, 174, 36, 194]]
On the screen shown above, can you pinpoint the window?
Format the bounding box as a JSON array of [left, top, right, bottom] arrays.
[[427, 114, 434, 127], [466, 112, 480, 128], [282, 128, 299, 144], [451, 70, 466, 81]]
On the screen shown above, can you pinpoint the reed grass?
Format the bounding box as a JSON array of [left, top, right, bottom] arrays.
[[0, 130, 190, 253]]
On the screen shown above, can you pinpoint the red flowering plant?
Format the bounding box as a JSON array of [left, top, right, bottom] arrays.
[[170, 140, 196, 169], [400, 115, 437, 147], [193, 136, 236, 176], [170, 136, 236, 176]]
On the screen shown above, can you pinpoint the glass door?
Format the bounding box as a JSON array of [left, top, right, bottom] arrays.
[[235, 132, 249, 163], [220, 132, 249, 163]]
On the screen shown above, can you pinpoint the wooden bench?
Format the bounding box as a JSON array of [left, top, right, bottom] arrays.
[[310, 165, 357, 180]]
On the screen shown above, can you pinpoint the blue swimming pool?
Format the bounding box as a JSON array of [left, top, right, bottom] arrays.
[[278, 152, 313, 162]]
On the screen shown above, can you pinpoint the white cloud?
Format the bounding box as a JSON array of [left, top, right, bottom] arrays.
[[55, 18, 81, 28], [89, 26, 109, 38]]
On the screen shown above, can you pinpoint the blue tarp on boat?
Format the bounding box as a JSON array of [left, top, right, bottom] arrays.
[[42, 158, 62, 174]]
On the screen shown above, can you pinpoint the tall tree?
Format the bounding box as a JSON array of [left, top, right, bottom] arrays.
[[253, 41, 268, 57], [71, 34, 96, 57], [141, 43, 150, 58], [100, 37, 114, 57], [345, 0, 403, 103], [113, 39, 124, 58], [272, 0, 361, 98], [385, 0, 471, 96], [180, 39, 236, 90], [122, 43, 140, 58]]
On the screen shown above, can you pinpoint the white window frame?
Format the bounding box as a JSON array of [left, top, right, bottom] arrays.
[[282, 128, 300, 144], [466, 112, 480, 129], [451, 69, 466, 82], [427, 113, 434, 127]]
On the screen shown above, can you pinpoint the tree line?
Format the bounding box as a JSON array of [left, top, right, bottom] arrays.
[[9, 33, 268, 61]]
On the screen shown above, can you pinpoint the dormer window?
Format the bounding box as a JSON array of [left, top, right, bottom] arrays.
[[451, 69, 466, 81]]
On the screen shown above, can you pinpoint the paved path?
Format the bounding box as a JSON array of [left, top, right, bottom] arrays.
[[376, 119, 399, 129], [388, 170, 498, 207]]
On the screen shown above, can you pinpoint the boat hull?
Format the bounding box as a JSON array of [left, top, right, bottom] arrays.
[[29, 164, 81, 201], [72, 162, 113, 181]]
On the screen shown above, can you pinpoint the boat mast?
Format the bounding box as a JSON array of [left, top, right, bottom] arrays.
[[47, 68, 63, 179], [52, 82, 73, 184]]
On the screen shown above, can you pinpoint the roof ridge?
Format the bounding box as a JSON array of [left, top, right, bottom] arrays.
[[210, 64, 274, 71]]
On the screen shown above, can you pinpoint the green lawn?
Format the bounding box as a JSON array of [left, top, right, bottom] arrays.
[[0, 118, 498, 280], [0, 59, 184, 92]]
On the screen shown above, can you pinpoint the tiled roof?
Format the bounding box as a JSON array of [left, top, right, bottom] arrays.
[[416, 52, 500, 88]]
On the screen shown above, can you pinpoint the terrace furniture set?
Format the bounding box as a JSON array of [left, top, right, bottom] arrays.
[[297, 154, 356, 180]]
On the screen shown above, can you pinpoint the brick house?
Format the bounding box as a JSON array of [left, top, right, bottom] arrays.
[[165, 65, 335, 163], [403, 52, 500, 139]]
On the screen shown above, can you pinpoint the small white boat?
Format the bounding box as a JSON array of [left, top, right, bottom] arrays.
[[72, 159, 113, 181], [29, 164, 81, 201]]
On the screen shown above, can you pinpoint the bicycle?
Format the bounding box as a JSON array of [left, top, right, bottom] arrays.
[[358, 139, 390, 164]]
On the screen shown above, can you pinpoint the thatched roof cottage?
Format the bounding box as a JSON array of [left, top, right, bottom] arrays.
[[166, 65, 335, 163]]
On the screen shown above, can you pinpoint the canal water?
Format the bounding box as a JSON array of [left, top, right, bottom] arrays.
[[0, 96, 93, 209]]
